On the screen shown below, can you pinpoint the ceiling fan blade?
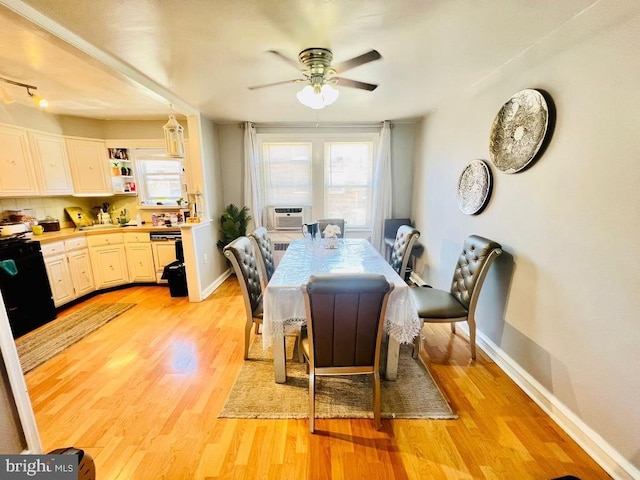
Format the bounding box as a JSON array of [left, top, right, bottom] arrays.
[[335, 77, 378, 91], [248, 78, 303, 90], [332, 50, 381, 74], [267, 50, 302, 70]]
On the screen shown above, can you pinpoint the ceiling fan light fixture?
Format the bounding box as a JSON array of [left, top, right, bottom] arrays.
[[296, 83, 339, 110], [163, 112, 185, 158]]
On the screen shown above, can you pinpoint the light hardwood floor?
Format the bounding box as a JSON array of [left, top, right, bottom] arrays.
[[24, 279, 611, 479]]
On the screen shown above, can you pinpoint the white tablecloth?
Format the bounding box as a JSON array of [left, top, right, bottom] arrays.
[[263, 238, 420, 350]]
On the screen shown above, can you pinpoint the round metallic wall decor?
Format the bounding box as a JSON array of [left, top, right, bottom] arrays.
[[489, 89, 550, 173], [457, 160, 492, 215]]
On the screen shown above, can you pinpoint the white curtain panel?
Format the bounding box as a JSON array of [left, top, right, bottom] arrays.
[[370, 121, 393, 253], [243, 122, 263, 228]]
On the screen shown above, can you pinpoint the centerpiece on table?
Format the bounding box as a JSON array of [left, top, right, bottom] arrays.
[[322, 224, 341, 249]]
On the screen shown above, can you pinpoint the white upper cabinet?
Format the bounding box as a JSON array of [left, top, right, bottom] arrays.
[[66, 138, 111, 195], [28, 131, 74, 195], [0, 124, 39, 196]]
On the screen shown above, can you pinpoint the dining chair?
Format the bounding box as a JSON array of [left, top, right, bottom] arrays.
[[317, 218, 345, 238], [249, 226, 275, 290], [223, 236, 264, 359], [389, 225, 420, 281], [301, 273, 394, 433], [383, 218, 412, 260], [411, 234, 502, 360]]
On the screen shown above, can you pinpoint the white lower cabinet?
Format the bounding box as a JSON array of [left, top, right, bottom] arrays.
[[42, 239, 95, 307], [124, 232, 155, 282], [43, 252, 75, 307], [66, 246, 95, 297], [88, 234, 129, 289]]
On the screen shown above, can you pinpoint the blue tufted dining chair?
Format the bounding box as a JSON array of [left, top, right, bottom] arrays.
[[223, 236, 264, 359], [389, 225, 420, 281], [411, 235, 502, 360], [249, 227, 275, 290]]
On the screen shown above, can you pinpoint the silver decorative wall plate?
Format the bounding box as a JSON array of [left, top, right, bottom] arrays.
[[457, 160, 492, 215], [489, 89, 549, 173]]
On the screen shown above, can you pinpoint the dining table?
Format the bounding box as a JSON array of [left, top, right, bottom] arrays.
[[263, 238, 421, 383]]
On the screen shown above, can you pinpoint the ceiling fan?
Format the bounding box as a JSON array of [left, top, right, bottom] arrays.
[[249, 48, 381, 109]]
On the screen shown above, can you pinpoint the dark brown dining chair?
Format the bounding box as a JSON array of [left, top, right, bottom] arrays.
[[389, 225, 420, 281], [411, 235, 502, 360], [223, 236, 264, 359], [317, 218, 345, 238], [301, 273, 394, 433], [249, 226, 275, 289]]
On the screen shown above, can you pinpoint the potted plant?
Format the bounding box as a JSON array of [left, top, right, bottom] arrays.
[[216, 204, 252, 250]]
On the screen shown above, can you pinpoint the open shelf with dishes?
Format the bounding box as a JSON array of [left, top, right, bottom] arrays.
[[108, 147, 137, 195]]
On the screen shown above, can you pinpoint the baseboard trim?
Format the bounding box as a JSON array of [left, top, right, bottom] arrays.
[[198, 269, 232, 301], [474, 330, 639, 480]]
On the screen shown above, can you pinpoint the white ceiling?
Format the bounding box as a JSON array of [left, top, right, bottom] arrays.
[[0, 0, 600, 123]]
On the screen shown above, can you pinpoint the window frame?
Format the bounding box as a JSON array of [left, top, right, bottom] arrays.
[[257, 132, 378, 231], [131, 148, 186, 207]]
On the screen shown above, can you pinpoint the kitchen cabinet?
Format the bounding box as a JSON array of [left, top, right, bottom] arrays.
[[28, 131, 74, 195], [88, 234, 129, 289], [41, 241, 75, 307], [124, 232, 155, 282], [0, 124, 39, 196], [152, 241, 178, 283], [42, 238, 95, 307], [65, 237, 95, 297], [66, 138, 112, 195]]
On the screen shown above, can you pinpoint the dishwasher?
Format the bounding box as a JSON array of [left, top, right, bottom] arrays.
[[149, 231, 182, 283]]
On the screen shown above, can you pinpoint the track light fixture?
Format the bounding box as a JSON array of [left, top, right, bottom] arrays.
[[0, 76, 48, 108]]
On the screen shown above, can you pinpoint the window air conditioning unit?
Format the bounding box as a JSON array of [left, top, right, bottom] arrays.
[[267, 206, 309, 231]]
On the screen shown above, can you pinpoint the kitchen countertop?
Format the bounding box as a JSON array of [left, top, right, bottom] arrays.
[[32, 224, 182, 244]]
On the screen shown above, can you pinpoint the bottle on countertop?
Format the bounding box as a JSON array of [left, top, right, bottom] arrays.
[[151, 213, 158, 226]]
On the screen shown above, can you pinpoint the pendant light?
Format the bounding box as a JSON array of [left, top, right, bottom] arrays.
[[163, 111, 185, 158]]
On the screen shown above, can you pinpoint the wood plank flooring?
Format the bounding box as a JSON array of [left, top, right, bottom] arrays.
[[23, 279, 611, 479]]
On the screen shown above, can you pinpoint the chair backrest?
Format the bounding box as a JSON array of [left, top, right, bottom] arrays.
[[318, 218, 345, 238], [390, 225, 420, 278], [383, 218, 412, 239], [302, 274, 393, 368], [450, 235, 502, 311], [249, 227, 275, 288], [223, 236, 262, 315]]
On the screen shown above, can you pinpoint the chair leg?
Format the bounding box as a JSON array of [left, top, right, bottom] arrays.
[[373, 370, 381, 430], [412, 335, 420, 359], [297, 334, 304, 363], [468, 319, 476, 360], [309, 370, 316, 433], [412, 322, 423, 358], [243, 318, 253, 360], [450, 322, 456, 334], [255, 320, 262, 335]]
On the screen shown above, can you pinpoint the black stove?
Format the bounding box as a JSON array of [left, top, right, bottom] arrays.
[[0, 234, 56, 338]]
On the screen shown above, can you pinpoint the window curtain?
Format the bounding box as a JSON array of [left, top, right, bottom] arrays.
[[243, 122, 263, 228], [370, 121, 392, 253]]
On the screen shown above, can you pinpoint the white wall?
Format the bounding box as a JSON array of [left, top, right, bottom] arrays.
[[411, 1, 640, 476]]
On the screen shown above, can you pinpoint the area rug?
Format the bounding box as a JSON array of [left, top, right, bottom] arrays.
[[16, 303, 135, 373], [220, 336, 457, 419]]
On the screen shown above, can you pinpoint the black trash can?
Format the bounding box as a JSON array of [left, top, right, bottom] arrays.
[[162, 260, 188, 297]]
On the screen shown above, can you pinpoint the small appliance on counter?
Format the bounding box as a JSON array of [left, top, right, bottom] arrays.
[[64, 206, 93, 228], [38, 216, 61, 232], [0, 222, 28, 237]]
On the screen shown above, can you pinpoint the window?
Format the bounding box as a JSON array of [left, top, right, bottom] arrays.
[[262, 142, 312, 206], [258, 133, 377, 229], [132, 148, 185, 206], [325, 142, 374, 227]]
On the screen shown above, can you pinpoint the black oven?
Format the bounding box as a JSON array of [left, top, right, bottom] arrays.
[[0, 236, 56, 338]]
